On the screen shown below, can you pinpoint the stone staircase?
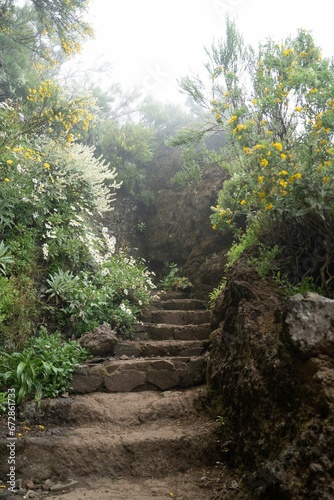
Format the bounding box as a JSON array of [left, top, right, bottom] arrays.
[[0, 291, 233, 499], [71, 290, 212, 394]]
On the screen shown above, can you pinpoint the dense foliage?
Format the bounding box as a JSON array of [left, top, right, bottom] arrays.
[[0, 0, 164, 408]]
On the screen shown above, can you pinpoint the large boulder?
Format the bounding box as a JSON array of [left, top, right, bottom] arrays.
[[207, 262, 334, 499], [79, 323, 118, 356], [283, 292, 334, 359]]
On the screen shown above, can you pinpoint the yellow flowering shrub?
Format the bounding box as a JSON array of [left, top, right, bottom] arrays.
[[209, 28, 334, 246]]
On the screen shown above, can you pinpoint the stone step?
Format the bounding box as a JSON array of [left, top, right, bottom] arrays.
[[23, 388, 206, 427], [151, 298, 207, 311], [154, 290, 190, 300], [141, 309, 210, 325], [133, 323, 211, 341], [71, 356, 206, 394], [114, 339, 209, 358], [1, 420, 219, 481]]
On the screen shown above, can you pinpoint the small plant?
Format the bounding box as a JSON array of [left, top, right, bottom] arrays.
[[160, 263, 192, 291], [0, 241, 13, 275], [216, 415, 226, 426], [248, 244, 280, 279], [274, 273, 326, 298], [209, 279, 226, 307], [44, 268, 79, 305], [0, 391, 7, 413], [225, 222, 260, 269], [137, 221, 146, 232]]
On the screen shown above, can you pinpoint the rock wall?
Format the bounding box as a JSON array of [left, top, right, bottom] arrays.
[[208, 261, 334, 499]]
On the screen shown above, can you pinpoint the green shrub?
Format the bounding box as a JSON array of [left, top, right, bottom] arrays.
[[0, 330, 90, 405], [160, 263, 192, 291], [43, 254, 156, 337], [248, 244, 280, 279], [208, 279, 226, 307]]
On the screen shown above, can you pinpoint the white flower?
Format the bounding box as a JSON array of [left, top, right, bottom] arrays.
[[120, 303, 132, 315], [42, 243, 49, 259]]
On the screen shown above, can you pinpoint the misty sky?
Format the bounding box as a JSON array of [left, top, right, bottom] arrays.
[[81, 0, 334, 103]]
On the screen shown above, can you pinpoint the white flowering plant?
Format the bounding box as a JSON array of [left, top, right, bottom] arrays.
[[44, 254, 156, 337], [0, 102, 154, 346]]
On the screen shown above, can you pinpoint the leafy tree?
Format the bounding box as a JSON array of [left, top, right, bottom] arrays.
[[97, 120, 153, 195], [0, 0, 92, 58]]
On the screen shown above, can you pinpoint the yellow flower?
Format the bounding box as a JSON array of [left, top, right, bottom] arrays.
[[283, 48, 294, 57], [240, 199, 247, 205], [236, 123, 247, 132], [309, 87, 318, 94], [280, 153, 287, 160], [272, 142, 283, 151], [4, 178, 10, 182], [295, 106, 303, 112], [251, 99, 258, 105], [215, 113, 221, 120], [227, 115, 238, 124], [323, 176, 331, 183], [44, 162, 51, 169], [265, 202, 274, 211], [258, 190, 266, 199], [279, 180, 288, 188], [212, 224, 217, 230], [6, 159, 13, 165], [289, 172, 302, 182], [277, 170, 288, 176], [258, 175, 264, 183], [260, 158, 269, 167]]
